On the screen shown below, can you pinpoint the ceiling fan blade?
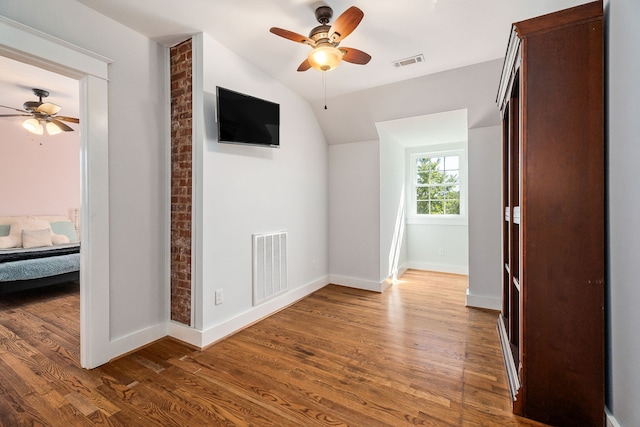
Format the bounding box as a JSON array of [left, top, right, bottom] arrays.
[[0, 114, 30, 118], [0, 104, 29, 114], [50, 119, 74, 132], [270, 27, 315, 46], [340, 47, 372, 65], [37, 102, 61, 115], [329, 6, 364, 43], [55, 116, 80, 124], [297, 59, 312, 72]]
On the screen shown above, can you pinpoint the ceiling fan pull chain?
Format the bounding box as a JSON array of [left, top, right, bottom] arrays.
[[323, 71, 328, 110]]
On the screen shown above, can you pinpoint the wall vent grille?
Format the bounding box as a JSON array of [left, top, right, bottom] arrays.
[[392, 54, 425, 68], [252, 231, 288, 306]]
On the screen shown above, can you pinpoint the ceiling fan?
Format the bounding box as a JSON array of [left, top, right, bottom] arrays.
[[270, 5, 372, 72], [0, 88, 79, 135]]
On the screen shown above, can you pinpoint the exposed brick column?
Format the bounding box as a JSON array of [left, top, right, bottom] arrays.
[[170, 39, 193, 325]]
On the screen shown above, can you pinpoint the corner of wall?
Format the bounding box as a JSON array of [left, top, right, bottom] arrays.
[[108, 322, 168, 362], [465, 288, 501, 311], [606, 408, 622, 427], [329, 274, 388, 293], [168, 276, 329, 348]]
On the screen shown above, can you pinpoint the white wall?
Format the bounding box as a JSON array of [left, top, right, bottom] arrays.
[[467, 126, 502, 310], [405, 223, 469, 273], [606, 0, 640, 425], [189, 34, 329, 341], [0, 121, 80, 218], [328, 140, 381, 290], [1, 0, 168, 353], [379, 135, 407, 284]]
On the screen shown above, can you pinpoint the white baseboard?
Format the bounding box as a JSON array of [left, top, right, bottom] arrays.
[[167, 320, 202, 347], [108, 322, 168, 361], [329, 274, 386, 292], [405, 261, 468, 275], [606, 408, 622, 427], [396, 265, 409, 279], [465, 289, 502, 311], [169, 276, 329, 349]]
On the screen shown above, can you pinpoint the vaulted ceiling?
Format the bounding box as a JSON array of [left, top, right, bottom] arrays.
[[0, 0, 590, 140], [73, 0, 590, 101]]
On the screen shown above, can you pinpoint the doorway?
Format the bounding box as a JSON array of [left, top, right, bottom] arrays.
[[0, 15, 112, 368], [0, 55, 82, 366]]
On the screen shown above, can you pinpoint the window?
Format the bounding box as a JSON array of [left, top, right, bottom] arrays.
[[415, 155, 460, 215], [410, 150, 466, 220]]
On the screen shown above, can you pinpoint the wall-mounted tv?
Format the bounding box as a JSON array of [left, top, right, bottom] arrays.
[[216, 86, 280, 148]]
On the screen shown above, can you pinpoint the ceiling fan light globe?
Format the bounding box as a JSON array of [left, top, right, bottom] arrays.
[[22, 118, 43, 135], [308, 45, 342, 71], [46, 121, 63, 135], [37, 102, 62, 115]]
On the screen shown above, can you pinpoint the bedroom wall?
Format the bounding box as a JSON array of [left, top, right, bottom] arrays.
[[379, 134, 408, 285], [0, 121, 80, 218], [1, 0, 168, 357], [328, 140, 381, 289], [467, 125, 502, 310], [175, 33, 329, 344], [606, 0, 640, 425]]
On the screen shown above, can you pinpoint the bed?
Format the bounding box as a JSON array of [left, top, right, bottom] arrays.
[[0, 215, 80, 294]]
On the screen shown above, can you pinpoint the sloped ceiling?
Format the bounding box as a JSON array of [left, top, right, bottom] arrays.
[[73, 0, 591, 102], [1, 0, 592, 144]]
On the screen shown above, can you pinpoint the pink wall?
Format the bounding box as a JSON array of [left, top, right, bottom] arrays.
[[0, 119, 80, 218]]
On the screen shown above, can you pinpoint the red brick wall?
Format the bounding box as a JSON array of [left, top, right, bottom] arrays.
[[170, 39, 193, 325]]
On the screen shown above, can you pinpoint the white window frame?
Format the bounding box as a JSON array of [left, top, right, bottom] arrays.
[[407, 148, 468, 225]]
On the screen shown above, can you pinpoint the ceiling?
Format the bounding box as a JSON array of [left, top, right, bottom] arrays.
[[376, 109, 468, 147], [0, 0, 589, 139], [72, 0, 590, 102], [0, 56, 79, 128]]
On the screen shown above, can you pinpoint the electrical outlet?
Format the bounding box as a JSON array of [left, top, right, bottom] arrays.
[[215, 289, 223, 305], [439, 248, 445, 256]]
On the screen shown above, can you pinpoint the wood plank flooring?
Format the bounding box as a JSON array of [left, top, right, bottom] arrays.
[[0, 271, 550, 426]]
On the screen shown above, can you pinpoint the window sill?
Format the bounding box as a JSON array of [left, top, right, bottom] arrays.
[[406, 215, 468, 226]]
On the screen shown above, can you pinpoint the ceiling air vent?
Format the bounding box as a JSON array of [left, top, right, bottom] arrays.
[[392, 54, 425, 68]]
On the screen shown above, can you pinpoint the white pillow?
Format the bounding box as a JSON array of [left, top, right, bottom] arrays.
[[9, 218, 52, 247], [51, 234, 70, 245], [0, 235, 20, 249], [22, 229, 53, 249]]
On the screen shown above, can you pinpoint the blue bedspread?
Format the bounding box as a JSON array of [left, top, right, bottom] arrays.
[[0, 253, 80, 282]]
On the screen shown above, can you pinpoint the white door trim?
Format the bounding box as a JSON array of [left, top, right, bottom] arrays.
[[0, 16, 113, 368]]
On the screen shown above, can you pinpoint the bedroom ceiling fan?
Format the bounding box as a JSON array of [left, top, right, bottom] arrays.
[[0, 88, 79, 135], [270, 5, 371, 72]]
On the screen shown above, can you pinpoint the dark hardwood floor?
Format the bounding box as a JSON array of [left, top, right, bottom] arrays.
[[0, 271, 549, 426]]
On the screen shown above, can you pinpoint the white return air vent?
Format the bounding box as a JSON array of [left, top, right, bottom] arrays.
[[252, 231, 288, 306], [392, 54, 425, 68]]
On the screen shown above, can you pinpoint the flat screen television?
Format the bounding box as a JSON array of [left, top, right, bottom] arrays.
[[216, 86, 280, 148]]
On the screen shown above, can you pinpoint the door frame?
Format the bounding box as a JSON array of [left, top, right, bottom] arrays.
[[0, 16, 112, 368]]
